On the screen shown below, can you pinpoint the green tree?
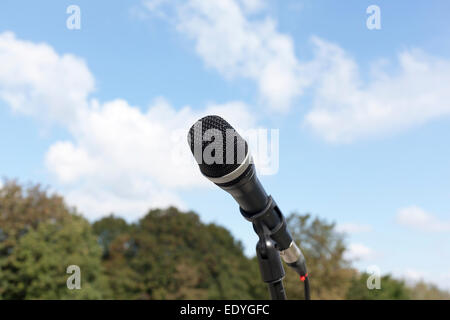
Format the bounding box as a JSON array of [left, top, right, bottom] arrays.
[[93, 218, 145, 299], [1, 216, 110, 299], [2, 180, 448, 300], [93, 215, 130, 258], [282, 213, 354, 299], [0, 180, 69, 257], [409, 281, 450, 300], [96, 207, 266, 299], [282, 213, 415, 300], [0, 181, 110, 299]]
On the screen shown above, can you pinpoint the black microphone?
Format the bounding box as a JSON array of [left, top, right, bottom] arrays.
[[187, 115, 308, 281]]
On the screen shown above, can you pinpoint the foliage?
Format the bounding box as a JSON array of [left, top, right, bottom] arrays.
[[409, 281, 450, 300], [0, 180, 447, 300], [94, 208, 266, 299], [0, 181, 109, 299], [92, 215, 130, 259], [283, 213, 355, 299], [0, 180, 69, 256]]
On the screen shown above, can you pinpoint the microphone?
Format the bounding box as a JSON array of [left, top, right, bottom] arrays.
[[187, 115, 308, 283]]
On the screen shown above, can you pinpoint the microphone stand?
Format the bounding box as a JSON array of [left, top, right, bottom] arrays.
[[241, 197, 287, 300], [254, 223, 287, 300]]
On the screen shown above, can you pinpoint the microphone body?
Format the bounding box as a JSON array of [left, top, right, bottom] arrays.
[[219, 164, 268, 215]]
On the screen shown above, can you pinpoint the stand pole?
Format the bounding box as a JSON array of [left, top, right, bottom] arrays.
[[268, 280, 286, 300]]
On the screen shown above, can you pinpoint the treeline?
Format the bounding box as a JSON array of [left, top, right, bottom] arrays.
[[0, 181, 448, 300]]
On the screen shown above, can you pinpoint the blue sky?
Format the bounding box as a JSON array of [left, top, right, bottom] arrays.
[[1, 0, 449, 289]]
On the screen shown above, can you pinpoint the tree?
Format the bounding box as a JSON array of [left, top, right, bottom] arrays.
[[95, 207, 266, 299], [1, 180, 448, 300], [92, 215, 130, 258], [0, 181, 110, 299], [409, 281, 450, 300], [0, 180, 70, 257], [283, 213, 355, 299], [283, 213, 413, 300]]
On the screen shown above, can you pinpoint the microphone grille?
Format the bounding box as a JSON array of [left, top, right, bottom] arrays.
[[187, 115, 248, 178]]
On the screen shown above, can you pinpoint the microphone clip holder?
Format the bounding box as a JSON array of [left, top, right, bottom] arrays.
[[240, 196, 290, 300]]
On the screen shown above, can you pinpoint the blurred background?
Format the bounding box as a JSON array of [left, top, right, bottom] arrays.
[[0, 0, 449, 299]]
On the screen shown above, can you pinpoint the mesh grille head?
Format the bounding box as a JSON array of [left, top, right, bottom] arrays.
[[187, 115, 248, 178]]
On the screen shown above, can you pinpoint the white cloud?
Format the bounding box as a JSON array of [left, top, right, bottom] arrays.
[[141, 1, 450, 142], [64, 183, 186, 222], [304, 38, 450, 143], [0, 31, 256, 220], [336, 223, 372, 234], [396, 206, 450, 232], [140, 0, 170, 19], [46, 97, 255, 187], [144, 0, 168, 11], [238, 0, 266, 13], [344, 243, 376, 261], [0, 32, 94, 126], [142, 0, 309, 112], [44, 97, 256, 220]]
